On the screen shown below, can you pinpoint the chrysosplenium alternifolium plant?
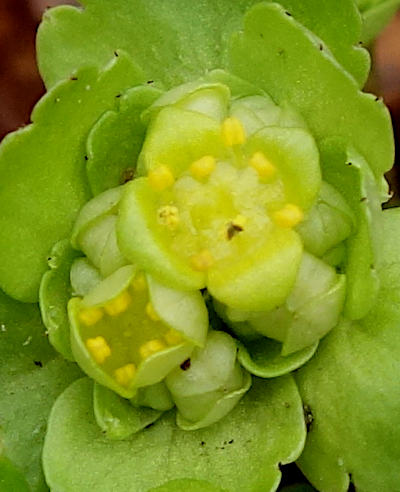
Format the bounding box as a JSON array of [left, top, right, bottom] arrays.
[[0, 1, 400, 491]]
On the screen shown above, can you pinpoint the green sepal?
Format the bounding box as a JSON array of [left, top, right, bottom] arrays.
[[230, 95, 307, 138], [297, 182, 355, 257], [143, 81, 230, 123], [176, 371, 252, 431], [207, 227, 303, 312], [0, 53, 143, 302], [70, 257, 102, 297], [0, 289, 82, 491], [137, 106, 227, 176], [295, 209, 400, 492], [79, 264, 135, 307], [282, 274, 346, 355], [321, 139, 382, 319], [237, 338, 318, 378], [229, 2, 394, 183], [39, 239, 80, 360], [86, 85, 163, 196], [93, 382, 162, 440], [71, 186, 124, 250], [118, 179, 206, 291], [147, 276, 208, 347], [166, 331, 251, 429], [43, 375, 305, 491], [220, 253, 345, 354], [244, 126, 321, 210], [131, 381, 174, 412]]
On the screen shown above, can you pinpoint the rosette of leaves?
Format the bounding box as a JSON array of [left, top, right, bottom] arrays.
[[0, 1, 399, 491]]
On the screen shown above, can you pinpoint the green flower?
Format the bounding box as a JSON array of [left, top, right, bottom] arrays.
[[0, 1, 400, 491]]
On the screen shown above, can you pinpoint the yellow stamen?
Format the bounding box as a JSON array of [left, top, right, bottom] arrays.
[[190, 155, 216, 179], [114, 363, 136, 387], [164, 329, 183, 345], [148, 165, 175, 191], [131, 273, 147, 292], [79, 306, 103, 326], [86, 336, 111, 364], [221, 117, 246, 146], [145, 302, 160, 322], [273, 204, 304, 228], [191, 249, 214, 271], [139, 339, 166, 359], [249, 151, 276, 180], [157, 205, 180, 228], [104, 290, 132, 316]]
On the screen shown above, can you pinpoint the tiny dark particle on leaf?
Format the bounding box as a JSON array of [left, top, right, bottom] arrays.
[[180, 358, 191, 371], [114, 51, 119, 57], [375, 96, 379, 101], [34, 360, 43, 368], [228, 439, 234, 444], [360, 196, 367, 202], [70, 76, 78, 81], [200, 441, 206, 446], [147, 80, 154, 84], [284, 402, 291, 408], [121, 167, 135, 183], [84, 155, 88, 161], [115, 94, 122, 98], [347, 162, 352, 166], [259, 32, 264, 39], [285, 11, 292, 16], [303, 404, 314, 432], [278, 49, 285, 56], [47, 257, 52, 262], [145, 422, 155, 429], [319, 43, 323, 51]]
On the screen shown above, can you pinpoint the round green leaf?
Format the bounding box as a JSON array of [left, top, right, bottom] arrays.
[[43, 375, 305, 491]]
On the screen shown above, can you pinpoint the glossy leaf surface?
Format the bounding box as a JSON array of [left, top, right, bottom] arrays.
[[43, 376, 305, 491], [296, 208, 400, 492], [0, 290, 81, 491]]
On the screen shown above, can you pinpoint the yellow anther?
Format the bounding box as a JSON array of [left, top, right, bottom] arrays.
[[233, 214, 248, 229], [145, 302, 160, 322], [190, 249, 214, 271], [157, 205, 180, 228], [221, 117, 246, 146], [86, 336, 111, 364], [148, 165, 175, 191], [190, 155, 216, 179], [104, 290, 132, 316], [131, 273, 147, 292], [139, 339, 166, 359], [273, 204, 304, 228], [79, 306, 104, 326], [249, 151, 277, 180], [114, 363, 136, 387], [164, 329, 183, 345]]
